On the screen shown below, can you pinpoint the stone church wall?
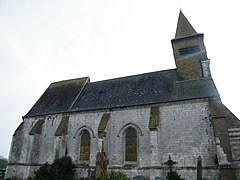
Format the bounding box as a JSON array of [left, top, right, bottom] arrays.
[[6, 98, 219, 180], [67, 111, 102, 166], [159, 99, 216, 167], [6, 115, 64, 178], [156, 99, 218, 179], [103, 99, 218, 179]]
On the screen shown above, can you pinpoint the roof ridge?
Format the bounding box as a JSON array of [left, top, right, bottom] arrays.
[[50, 77, 89, 85], [69, 77, 90, 110], [91, 69, 177, 84]]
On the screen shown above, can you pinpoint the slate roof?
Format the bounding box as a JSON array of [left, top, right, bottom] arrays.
[[25, 77, 89, 117], [24, 69, 219, 118], [175, 11, 198, 39], [71, 70, 176, 111]]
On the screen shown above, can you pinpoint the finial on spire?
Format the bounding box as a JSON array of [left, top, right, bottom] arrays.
[[178, 0, 181, 10]]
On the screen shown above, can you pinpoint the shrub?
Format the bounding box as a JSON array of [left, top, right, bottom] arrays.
[[34, 163, 52, 180], [51, 156, 75, 180], [166, 170, 181, 180], [34, 156, 75, 180]]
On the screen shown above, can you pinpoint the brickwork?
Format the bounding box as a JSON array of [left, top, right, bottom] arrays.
[[228, 128, 240, 161]]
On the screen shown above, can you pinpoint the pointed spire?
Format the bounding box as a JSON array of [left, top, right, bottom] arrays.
[[175, 11, 198, 38]]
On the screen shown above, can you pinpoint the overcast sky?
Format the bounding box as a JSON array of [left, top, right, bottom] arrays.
[[0, 0, 240, 158]]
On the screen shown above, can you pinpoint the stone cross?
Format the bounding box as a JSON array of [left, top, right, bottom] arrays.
[[163, 155, 177, 171]]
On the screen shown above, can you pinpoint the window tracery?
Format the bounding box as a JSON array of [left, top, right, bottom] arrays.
[[80, 130, 90, 161], [125, 127, 137, 161]]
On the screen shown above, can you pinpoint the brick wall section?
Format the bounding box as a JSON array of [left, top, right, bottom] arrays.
[[228, 128, 240, 161], [211, 105, 240, 180]]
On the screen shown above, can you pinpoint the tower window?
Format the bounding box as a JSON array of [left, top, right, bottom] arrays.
[[179, 45, 200, 55]]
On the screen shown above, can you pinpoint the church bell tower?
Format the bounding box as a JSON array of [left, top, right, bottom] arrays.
[[171, 11, 211, 80]]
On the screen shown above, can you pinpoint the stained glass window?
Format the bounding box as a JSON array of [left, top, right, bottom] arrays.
[[80, 130, 90, 161], [125, 127, 137, 161]]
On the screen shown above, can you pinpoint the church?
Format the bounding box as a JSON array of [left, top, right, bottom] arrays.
[[6, 11, 240, 180]]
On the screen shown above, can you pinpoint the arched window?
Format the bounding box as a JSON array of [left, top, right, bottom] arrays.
[[125, 127, 137, 161], [80, 130, 90, 161]]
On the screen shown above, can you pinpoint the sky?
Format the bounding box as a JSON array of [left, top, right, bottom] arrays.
[[0, 0, 240, 158]]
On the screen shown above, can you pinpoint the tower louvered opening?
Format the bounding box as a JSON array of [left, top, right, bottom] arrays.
[[179, 45, 200, 56]]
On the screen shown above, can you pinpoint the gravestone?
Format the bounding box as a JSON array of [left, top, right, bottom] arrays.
[[133, 175, 147, 180], [155, 177, 165, 180], [197, 156, 202, 180]]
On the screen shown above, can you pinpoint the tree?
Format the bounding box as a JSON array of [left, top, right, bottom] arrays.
[[34, 156, 75, 180], [0, 156, 7, 169], [0, 157, 7, 179]]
